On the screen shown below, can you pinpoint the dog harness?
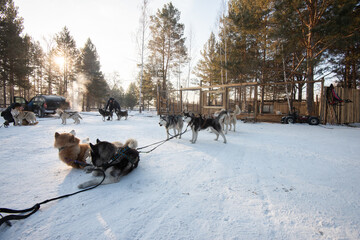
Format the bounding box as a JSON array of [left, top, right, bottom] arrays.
[[101, 146, 140, 169]]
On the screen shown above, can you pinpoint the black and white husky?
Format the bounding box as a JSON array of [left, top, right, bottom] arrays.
[[159, 115, 184, 139], [115, 109, 128, 120], [183, 111, 227, 144], [98, 108, 113, 121], [78, 139, 139, 189]]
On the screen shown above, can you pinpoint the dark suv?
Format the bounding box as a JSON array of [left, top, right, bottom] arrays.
[[14, 95, 70, 118]]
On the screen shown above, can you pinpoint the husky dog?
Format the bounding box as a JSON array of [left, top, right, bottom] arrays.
[[184, 111, 227, 144], [214, 109, 231, 134], [159, 115, 184, 139], [54, 130, 91, 168], [78, 139, 139, 189], [215, 105, 241, 133], [229, 105, 241, 132], [115, 109, 128, 120], [56, 109, 82, 125], [11, 107, 37, 126], [98, 108, 113, 121]]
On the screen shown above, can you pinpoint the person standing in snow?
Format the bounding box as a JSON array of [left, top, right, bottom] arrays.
[[104, 97, 121, 120]]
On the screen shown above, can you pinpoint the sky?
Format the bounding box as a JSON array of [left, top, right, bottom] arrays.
[[14, 0, 225, 89]]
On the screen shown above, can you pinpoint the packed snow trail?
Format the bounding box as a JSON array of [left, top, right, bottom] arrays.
[[1, 112, 359, 239]]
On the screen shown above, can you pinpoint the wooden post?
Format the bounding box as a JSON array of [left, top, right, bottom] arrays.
[[224, 87, 228, 110], [254, 85, 258, 119], [200, 89, 203, 115], [157, 84, 160, 115], [319, 78, 325, 123], [180, 90, 183, 113]]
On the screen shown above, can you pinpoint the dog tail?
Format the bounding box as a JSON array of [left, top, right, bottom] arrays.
[[124, 138, 138, 149], [234, 105, 241, 115], [216, 110, 229, 121]]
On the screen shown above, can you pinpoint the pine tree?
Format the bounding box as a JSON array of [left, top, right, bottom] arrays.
[[124, 82, 138, 110], [324, 0, 360, 88], [55, 26, 78, 96], [28, 39, 45, 96], [77, 38, 108, 110], [0, 0, 28, 104], [137, 69, 155, 110], [148, 2, 187, 97], [194, 32, 221, 86]]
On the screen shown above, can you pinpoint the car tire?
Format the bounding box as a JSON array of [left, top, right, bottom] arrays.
[[38, 108, 45, 118], [308, 117, 320, 125], [286, 117, 295, 124]]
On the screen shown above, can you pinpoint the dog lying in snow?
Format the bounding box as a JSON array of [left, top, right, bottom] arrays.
[[11, 107, 37, 126], [78, 138, 139, 189], [54, 130, 90, 168]]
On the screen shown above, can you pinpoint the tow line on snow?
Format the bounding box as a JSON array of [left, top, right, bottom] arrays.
[[136, 124, 189, 154], [0, 125, 189, 227], [0, 168, 105, 227]]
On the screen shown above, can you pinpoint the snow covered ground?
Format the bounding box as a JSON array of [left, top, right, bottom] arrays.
[[0, 111, 360, 240]]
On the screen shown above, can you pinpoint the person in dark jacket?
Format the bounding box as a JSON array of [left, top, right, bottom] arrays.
[[1, 103, 22, 127], [104, 97, 121, 120]]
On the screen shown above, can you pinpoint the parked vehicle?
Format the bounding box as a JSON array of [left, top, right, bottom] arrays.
[[14, 95, 70, 118], [281, 112, 320, 125]]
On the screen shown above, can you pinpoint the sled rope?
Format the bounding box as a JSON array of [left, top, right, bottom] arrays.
[[0, 168, 105, 227], [137, 124, 189, 154]]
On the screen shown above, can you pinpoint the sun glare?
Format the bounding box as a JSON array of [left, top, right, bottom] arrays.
[[54, 56, 65, 67]]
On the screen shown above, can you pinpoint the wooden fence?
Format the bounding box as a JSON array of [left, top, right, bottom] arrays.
[[324, 87, 360, 124], [157, 82, 360, 124]]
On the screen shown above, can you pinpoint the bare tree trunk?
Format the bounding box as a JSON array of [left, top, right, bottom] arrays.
[[2, 77, 6, 106], [306, 30, 314, 115], [139, 0, 149, 113]]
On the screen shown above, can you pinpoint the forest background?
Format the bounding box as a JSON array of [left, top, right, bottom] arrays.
[[0, 0, 359, 113]]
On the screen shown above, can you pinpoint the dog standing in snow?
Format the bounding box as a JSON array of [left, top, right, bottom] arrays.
[[56, 109, 82, 125], [159, 115, 184, 139], [229, 105, 241, 132], [183, 111, 227, 144]]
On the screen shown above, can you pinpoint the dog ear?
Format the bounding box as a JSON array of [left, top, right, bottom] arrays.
[[55, 132, 60, 138], [89, 143, 94, 149], [70, 135, 75, 143], [96, 139, 101, 143]]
